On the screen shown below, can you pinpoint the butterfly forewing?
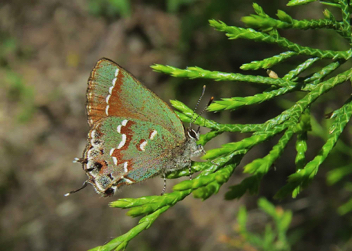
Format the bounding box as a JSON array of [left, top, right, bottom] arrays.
[[87, 58, 185, 141]]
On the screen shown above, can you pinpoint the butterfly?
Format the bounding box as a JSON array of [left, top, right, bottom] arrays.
[[66, 58, 204, 197]]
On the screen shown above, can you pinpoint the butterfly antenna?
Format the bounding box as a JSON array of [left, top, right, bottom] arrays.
[[190, 85, 206, 127], [194, 96, 214, 133], [64, 181, 88, 196]]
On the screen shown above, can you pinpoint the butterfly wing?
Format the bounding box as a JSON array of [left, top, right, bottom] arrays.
[[86, 58, 185, 140], [84, 116, 183, 195], [82, 58, 188, 196]]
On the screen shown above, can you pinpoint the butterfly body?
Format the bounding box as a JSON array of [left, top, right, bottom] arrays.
[[77, 58, 203, 197]]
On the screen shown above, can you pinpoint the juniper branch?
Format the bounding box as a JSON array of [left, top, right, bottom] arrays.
[[89, 206, 170, 251], [276, 97, 352, 198], [241, 51, 297, 70], [209, 19, 352, 60], [242, 14, 343, 31], [209, 85, 298, 112], [152, 64, 294, 87], [282, 57, 319, 81]]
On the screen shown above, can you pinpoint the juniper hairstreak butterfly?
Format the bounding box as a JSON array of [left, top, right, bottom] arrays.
[[65, 58, 204, 197]]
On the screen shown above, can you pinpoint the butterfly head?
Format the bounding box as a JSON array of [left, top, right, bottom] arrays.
[[186, 128, 205, 157]]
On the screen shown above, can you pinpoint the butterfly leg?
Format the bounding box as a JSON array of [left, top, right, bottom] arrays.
[[161, 173, 166, 195], [189, 165, 192, 180], [64, 180, 88, 196]]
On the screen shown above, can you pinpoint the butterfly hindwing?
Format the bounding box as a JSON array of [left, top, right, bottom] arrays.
[[84, 116, 182, 194]]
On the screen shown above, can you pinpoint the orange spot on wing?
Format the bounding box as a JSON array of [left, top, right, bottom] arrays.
[[136, 139, 147, 151]]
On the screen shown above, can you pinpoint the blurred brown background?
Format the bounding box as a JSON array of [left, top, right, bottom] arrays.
[[1, 0, 352, 250]]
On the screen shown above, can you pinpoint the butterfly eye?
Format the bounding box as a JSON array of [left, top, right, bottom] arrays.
[[188, 129, 198, 139]]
